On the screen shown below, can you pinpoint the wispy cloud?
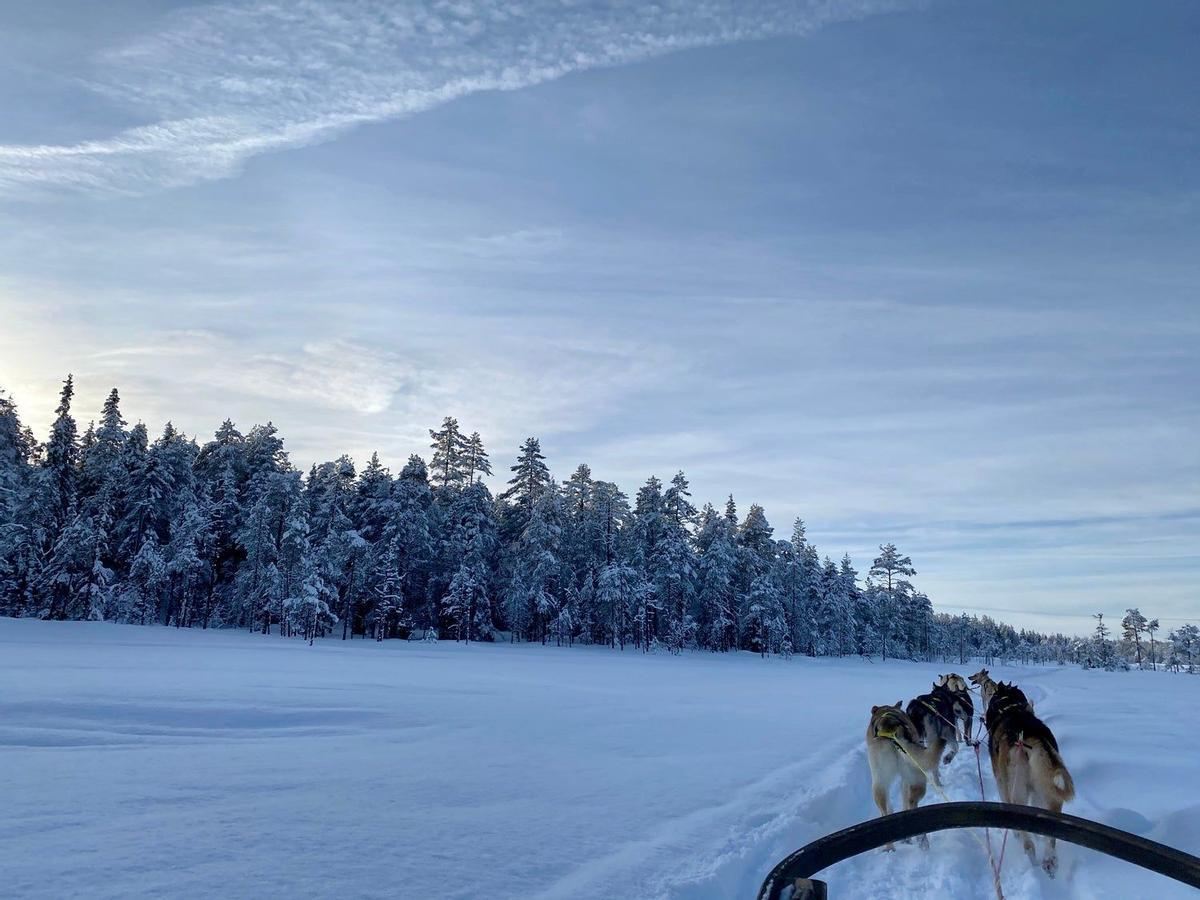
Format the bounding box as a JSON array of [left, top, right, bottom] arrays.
[[0, 0, 914, 197]]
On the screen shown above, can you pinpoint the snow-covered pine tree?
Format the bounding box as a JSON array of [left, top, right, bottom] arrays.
[[463, 432, 492, 485], [429, 417, 470, 491], [869, 543, 915, 661], [1121, 607, 1148, 668]]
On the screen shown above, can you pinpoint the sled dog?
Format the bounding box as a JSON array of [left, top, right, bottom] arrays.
[[866, 703, 938, 850], [984, 682, 1076, 876], [906, 685, 960, 775], [969, 667, 999, 711], [934, 673, 975, 741]]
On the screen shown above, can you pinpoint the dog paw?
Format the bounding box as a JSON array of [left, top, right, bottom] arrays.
[[882, 844, 896, 853], [918, 834, 930, 850], [1043, 856, 1058, 878]]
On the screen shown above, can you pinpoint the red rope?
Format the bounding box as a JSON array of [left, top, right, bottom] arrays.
[[973, 741, 1006, 900]]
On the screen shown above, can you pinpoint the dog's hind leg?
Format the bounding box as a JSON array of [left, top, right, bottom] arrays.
[[1008, 759, 1039, 866], [872, 780, 896, 851], [902, 779, 930, 849], [1041, 796, 1064, 877]]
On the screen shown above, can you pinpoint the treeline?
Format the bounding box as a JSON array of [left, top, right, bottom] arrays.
[[1082, 610, 1198, 673], [0, 378, 1192, 669]]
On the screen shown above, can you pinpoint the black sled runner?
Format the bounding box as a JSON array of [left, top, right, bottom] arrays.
[[756, 801, 1200, 899]]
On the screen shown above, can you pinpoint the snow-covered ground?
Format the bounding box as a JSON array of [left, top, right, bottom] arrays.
[[1, 619, 1196, 899]]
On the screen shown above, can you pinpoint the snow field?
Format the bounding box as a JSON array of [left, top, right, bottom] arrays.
[[1, 618, 1197, 899]]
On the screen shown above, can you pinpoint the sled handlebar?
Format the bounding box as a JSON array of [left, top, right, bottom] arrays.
[[757, 800, 1200, 899]]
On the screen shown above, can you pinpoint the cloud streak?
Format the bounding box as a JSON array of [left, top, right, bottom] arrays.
[[0, 0, 914, 197]]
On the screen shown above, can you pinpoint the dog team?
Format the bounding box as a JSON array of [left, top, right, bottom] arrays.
[[867, 668, 1075, 875]]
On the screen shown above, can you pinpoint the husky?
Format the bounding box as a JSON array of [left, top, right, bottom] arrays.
[[934, 673, 976, 742], [906, 684, 962, 776], [866, 703, 937, 850], [984, 682, 1076, 876], [969, 667, 999, 711]]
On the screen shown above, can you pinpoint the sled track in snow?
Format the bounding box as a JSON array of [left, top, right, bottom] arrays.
[[656, 682, 1069, 900]]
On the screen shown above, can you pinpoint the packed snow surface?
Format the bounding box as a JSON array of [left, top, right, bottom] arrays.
[[2, 619, 1197, 899]]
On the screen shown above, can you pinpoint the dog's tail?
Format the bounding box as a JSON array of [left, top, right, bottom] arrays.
[[1026, 734, 1076, 803]]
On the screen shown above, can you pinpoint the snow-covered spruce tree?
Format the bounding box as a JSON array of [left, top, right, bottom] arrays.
[[43, 375, 79, 531], [369, 539, 409, 640], [352, 452, 394, 545], [498, 437, 551, 538], [1089, 612, 1116, 670], [78, 388, 127, 515], [695, 507, 738, 651], [120, 533, 168, 625], [735, 504, 776, 650], [0, 389, 37, 616], [37, 511, 116, 621], [235, 474, 287, 632], [286, 563, 337, 645], [441, 481, 498, 642], [505, 486, 566, 643], [815, 556, 855, 656], [165, 494, 214, 627], [656, 473, 697, 653], [560, 465, 598, 642], [628, 476, 666, 650], [744, 573, 788, 657], [1167, 623, 1197, 673], [783, 519, 820, 655]]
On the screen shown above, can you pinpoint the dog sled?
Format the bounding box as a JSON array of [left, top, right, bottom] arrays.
[[756, 800, 1200, 899]]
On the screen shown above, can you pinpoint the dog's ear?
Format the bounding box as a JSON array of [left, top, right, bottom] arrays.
[[871, 705, 880, 714], [894, 700, 903, 709]]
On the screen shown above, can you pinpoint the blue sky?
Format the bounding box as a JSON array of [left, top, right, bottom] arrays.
[[1, 0, 1197, 634]]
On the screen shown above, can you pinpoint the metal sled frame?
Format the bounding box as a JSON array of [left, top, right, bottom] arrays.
[[757, 801, 1200, 899]]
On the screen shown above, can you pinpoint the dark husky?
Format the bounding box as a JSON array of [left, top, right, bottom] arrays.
[[934, 673, 976, 742], [984, 682, 1075, 876], [906, 684, 961, 779]]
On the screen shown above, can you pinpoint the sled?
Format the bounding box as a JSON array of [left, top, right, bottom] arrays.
[[757, 801, 1200, 899]]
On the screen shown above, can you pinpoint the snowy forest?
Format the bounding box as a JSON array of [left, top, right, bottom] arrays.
[[1, 378, 1194, 671]]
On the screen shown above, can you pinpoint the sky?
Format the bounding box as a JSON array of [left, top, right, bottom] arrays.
[[1, 0, 1197, 635]]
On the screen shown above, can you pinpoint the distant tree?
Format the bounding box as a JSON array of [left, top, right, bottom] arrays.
[[429, 417, 469, 490], [463, 432, 492, 484], [870, 544, 915, 661], [1121, 607, 1148, 667], [498, 437, 551, 536]]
